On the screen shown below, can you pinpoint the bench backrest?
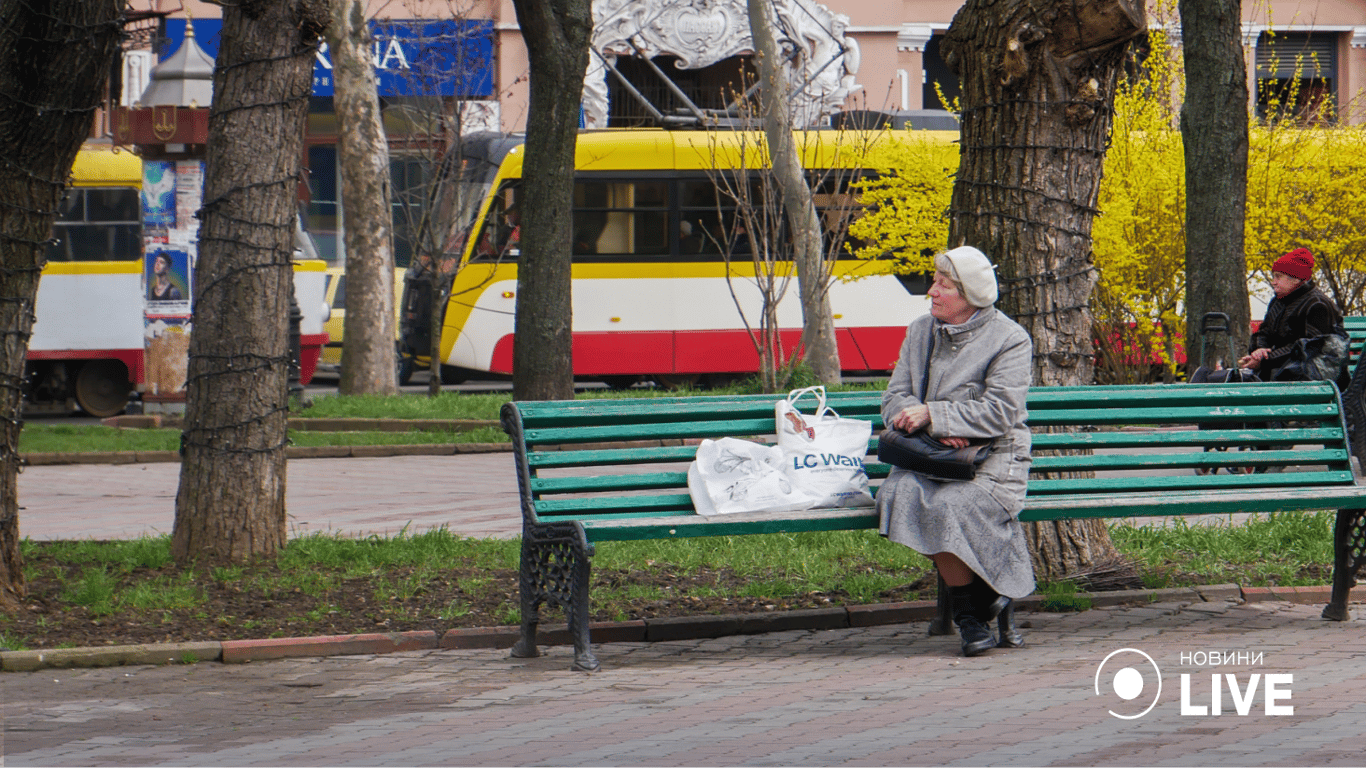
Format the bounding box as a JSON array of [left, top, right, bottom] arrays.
[[502, 382, 1357, 527], [1343, 316, 1366, 367]]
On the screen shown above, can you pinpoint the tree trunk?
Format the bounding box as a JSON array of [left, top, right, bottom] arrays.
[[1180, 0, 1250, 370], [328, 0, 398, 395], [509, 0, 591, 402], [0, 0, 123, 610], [942, 0, 1145, 581], [747, 0, 841, 386], [173, 0, 330, 564]]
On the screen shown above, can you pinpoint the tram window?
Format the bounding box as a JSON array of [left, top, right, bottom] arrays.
[[46, 187, 140, 262], [809, 171, 868, 258], [572, 180, 668, 257], [54, 192, 83, 222], [85, 188, 139, 222], [678, 179, 732, 257], [469, 183, 521, 263]]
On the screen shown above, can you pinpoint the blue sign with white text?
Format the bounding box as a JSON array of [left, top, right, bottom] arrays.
[[162, 18, 494, 99]]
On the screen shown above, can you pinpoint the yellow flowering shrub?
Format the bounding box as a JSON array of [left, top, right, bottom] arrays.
[[846, 132, 957, 275]]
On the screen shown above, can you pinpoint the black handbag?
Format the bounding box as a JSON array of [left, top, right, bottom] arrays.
[[1269, 327, 1350, 387], [877, 323, 991, 481], [877, 429, 990, 480]]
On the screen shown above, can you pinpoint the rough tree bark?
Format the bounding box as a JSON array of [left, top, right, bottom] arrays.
[[508, 0, 591, 402], [173, 0, 330, 564], [747, 0, 841, 386], [0, 0, 124, 610], [1180, 0, 1250, 369], [327, 0, 399, 395], [942, 0, 1145, 581]]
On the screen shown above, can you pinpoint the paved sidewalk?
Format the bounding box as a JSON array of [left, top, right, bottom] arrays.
[[5, 599, 1363, 766], [18, 454, 524, 541]]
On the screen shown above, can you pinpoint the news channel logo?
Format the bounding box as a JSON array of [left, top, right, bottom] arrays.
[[1095, 648, 1162, 719]]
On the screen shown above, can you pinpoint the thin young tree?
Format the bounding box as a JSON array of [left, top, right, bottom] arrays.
[[0, 0, 125, 609], [1180, 0, 1250, 368], [173, 0, 330, 563], [377, 3, 502, 396], [326, 0, 398, 395], [706, 130, 797, 393], [942, 0, 1146, 581], [746, 0, 841, 386], [508, 0, 591, 402]]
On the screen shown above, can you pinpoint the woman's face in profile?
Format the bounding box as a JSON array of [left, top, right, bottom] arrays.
[[154, 254, 170, 275], [927, 270, 974, 324]]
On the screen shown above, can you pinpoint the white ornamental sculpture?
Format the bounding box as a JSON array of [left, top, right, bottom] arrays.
[[583, 0, 860, 129]]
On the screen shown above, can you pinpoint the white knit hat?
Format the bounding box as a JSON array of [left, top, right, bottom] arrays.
[[936, 246, 999, 308]]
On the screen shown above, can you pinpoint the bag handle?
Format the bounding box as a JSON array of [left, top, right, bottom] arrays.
[[920, 323, 937, 402], [785, 385, 827, 415]]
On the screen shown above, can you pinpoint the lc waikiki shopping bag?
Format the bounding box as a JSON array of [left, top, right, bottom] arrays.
[[774, 386, 875, 508], [687, 437, 817, 516]]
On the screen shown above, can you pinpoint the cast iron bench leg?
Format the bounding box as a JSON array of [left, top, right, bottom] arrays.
[[1324, 508, 1366, 621], [511, 535, 544, 660], [929, 572, 953, 635], [511, 523, 600, 671]]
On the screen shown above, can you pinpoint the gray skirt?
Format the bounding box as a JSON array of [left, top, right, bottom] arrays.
[[877, 467, 1036, 599]]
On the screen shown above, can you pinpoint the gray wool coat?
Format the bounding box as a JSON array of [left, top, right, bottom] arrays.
[[877, 307, 1036, 598]]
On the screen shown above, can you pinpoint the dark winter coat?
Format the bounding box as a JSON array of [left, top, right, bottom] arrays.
[[1250, 281, 1343, 381]]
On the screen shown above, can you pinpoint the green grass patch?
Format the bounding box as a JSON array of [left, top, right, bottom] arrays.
[[297, 391, 510, 420], [19, 426, 511, 453], [1038, 581, 1092, 612], [8, 514, 1341, 651], [20, 425, 181, 454], [1108, 512, 1335, 587]]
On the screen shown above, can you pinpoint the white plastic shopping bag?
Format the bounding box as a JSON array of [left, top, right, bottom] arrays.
[[688, 437, 817, 516], [775, 386, 875, 508]]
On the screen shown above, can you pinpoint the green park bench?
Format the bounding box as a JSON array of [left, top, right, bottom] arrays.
[[501, 382, 1366, 671]]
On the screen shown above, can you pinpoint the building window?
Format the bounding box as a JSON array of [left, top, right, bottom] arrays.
[[1256, 31, 1338, 124], [922, 36, 960, 111]]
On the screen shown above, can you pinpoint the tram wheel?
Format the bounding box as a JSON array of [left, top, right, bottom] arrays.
[[439, 365, 467, 385], [599, 375, 639, 390], [652, 374, 701, 390], [396, 344, 414, 386], [74, 360, 130, 418]]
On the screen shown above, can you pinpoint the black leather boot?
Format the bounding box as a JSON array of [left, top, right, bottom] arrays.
[[950, 584, 997, 657], [970, 576, 1009, 623], [996, 597, 1026, 648]]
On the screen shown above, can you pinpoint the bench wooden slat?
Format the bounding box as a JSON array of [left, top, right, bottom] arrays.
[[578, 507, 882, 541], [516, 393, 884, 427], [538, 509, 698, 525], [1030, 428, 1341, 449], [1027, 469, 1354, 495], [1022, 485, 1366, 520], [1026, 403, 1340, 426], [1027, 381, 1339, 404], [527, 445, 701, 468], [531, 471, 688, 494], [535, 492, 696, 515], [1030, 448, 1347, 472], [524, 417, 783, 445]]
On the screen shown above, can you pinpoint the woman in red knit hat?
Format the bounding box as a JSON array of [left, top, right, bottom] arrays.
[[1238, 248, 1344, 381]]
